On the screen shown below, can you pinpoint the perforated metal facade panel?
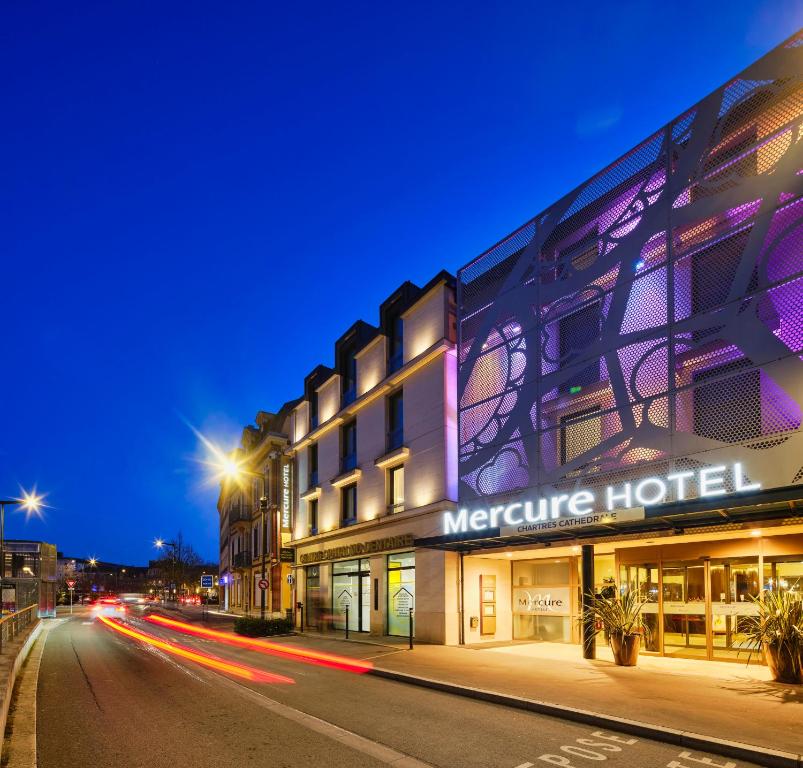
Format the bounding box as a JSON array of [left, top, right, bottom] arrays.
[[457, 33, 803, 510]]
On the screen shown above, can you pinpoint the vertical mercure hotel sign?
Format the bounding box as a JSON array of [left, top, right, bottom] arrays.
[[443, 462, 760, 536], [281, 459, 292, 532]]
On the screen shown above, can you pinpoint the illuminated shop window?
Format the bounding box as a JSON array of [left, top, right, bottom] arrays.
[[387, 553, 415, 637]]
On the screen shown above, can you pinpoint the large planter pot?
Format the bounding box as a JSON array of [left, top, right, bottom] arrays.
[[763, 643, 803, 684], [610, 631, 641, 666]]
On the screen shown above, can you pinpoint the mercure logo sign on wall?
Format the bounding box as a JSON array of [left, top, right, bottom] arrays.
[[444, 462, 759, 536]]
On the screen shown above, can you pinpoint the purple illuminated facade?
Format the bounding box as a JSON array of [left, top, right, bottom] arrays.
[[457, 34, 803, 512]]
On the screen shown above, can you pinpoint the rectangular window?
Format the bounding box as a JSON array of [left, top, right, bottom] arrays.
[[387, 390, 404, 451], [341, 421, 357, 472], [691, 229, 753, 321], [560, 406, 602, 465], [562, 230, 598, 274], [342, 351, 357, 406], [310, 390, 319, 430], [388, 315, 404, 374], [308, 499, 318, 536], [693, 361, 761, 444], [387, 552, 415, 637], [388, 465, 405, 514], [341, 483, 357, 525], [252, 526, 258, 559], [558, 301, 601, 394], [308, 443, 318, 487]]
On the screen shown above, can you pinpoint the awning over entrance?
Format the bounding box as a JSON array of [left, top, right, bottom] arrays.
[[415, 485, 803, 552]]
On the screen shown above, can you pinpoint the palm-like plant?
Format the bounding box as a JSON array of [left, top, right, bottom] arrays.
[[581, 590, 649, 666], [741, 588, 803, 684]]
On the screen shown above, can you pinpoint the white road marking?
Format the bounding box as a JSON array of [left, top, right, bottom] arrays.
[[513, 764, 534, 768]]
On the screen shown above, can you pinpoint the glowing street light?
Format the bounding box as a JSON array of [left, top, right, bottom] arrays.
[[0, 488, 47, 651]]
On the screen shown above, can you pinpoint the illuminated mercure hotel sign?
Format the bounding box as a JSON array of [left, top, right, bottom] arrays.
[[443, 462, 760, 537]]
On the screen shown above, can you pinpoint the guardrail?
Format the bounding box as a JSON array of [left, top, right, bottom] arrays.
[[0, 605, 38, 653]]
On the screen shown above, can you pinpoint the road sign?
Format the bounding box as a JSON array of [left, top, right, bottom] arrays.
[[258, 578, 269, 590], [200, 575, 214, 588], [286, 574, 295, 586], [66, 579, 76, 588]]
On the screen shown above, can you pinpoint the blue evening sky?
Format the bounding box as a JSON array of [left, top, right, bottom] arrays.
[[2, 1, 800, 564]]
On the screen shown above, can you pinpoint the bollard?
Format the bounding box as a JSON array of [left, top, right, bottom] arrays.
[[345, 606, 349, 639], [409, 608, 414, 650]]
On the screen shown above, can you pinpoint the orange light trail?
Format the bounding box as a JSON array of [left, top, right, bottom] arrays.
[[98, 616, 294, 684], [144, 614, 373, 674]]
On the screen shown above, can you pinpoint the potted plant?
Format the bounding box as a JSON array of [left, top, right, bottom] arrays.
[[741, 589, 803, 684], [582, 590, 648, 666]]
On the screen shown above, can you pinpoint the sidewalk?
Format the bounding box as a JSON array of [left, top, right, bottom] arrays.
[[364, 640, 802, 763]]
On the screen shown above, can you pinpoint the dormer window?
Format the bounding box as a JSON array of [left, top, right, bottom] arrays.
[[342, 350, 357, 406], [387, 315, 404, 374], [310, 390, 319, 429]]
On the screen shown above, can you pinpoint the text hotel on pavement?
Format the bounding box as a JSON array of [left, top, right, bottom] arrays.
[[219, 33, 803, 662]]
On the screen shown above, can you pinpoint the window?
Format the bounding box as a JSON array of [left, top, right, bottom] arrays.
[[308, 499, 318, 536], [691, 229, 754, 322], [387, 315, 404, 374], [703, 128, 757, 176], [558, 301, 601, 394], [308, 443, 318, 488], [387, 553, 415, 637], [341, 420, 357, 472], [310, 390, 319, 430], [560, 406, 602, 465], [342, 350, 357, 406], [332, 559, 370, 632], [693, 361, 761, 444], [388, 465, 405, 514], [341, 483, 357, 525], [563, 230, 598, 273], [252, 526, 258, 559], [387, 390, 404, 451]]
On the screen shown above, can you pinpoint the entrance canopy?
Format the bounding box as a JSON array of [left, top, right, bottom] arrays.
[[416, 485, 803, 552]]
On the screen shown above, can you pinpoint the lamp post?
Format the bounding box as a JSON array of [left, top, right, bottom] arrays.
[[87, 557, 98, 597], [0, 490, 45, 652], [154, 539, 178, 601], [259, 494, 268, 620]]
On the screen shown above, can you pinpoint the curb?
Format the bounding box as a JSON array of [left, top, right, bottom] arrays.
[[368, 667, 801, 768], [0, 621, 43, 749]]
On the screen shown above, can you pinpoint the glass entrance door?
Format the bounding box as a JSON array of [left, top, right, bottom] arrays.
[[662, 563, 708, 658], [619, 563, 660, 651], [711, 559, 759, 660]]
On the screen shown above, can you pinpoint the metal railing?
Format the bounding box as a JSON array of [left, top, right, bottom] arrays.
[[0, 604, 38, 652]]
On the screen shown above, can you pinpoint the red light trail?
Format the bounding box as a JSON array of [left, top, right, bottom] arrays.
[[144, 614, 373, 674], [98, 615, 295, 684]]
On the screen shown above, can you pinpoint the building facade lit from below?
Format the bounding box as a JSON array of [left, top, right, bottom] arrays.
[[434, 32, 803, 660]]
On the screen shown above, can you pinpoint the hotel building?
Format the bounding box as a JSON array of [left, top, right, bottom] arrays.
[[426, 33, 803, 660], [289, 272, 459, 642]]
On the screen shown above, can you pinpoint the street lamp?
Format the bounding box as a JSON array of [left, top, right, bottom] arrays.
[[0, 489, 45, 621], [199, 435, 277, 619], [87, 557, 98, 596]]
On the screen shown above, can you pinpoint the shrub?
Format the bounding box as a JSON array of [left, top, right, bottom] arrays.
[[233, 616, 293, 637]]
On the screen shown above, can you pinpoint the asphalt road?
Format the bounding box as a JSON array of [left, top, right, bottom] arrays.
[[35, 610, 764, 768]]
